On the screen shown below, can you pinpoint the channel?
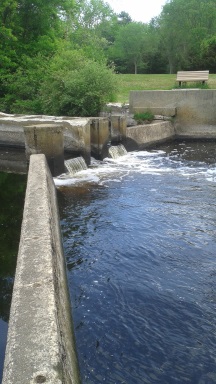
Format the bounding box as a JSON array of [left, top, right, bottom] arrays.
[[57, 139, 216, 384], [0, 172, 26, 383]]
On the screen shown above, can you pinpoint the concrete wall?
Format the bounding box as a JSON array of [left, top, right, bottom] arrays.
[[129, 89, 216, 138], [90, 118, 110, 159], [0, 113, 90, 161], [125, 120, 175, 150], [2, 154, 80, 384]]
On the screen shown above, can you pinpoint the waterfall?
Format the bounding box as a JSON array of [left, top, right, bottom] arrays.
[[65, 157, 87, 175], [108, 144, 127, 159]]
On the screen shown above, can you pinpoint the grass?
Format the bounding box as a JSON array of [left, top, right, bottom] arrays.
[[115, 73, 216, 103]]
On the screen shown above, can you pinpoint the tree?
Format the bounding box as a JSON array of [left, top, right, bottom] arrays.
[[159, 0, 216, 73], [117, 11, 132, 25], [201, 35, 216, 72], [110, 22, 153, 74]]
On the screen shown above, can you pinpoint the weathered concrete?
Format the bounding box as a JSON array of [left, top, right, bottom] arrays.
[[2, 154, 81, 384], [90, 118, 110, 159], [0, 114, 90, 162], [129, 90, 216, 138], [110, 115, 127, 143], [24, 124, 65, 176], [63, 119, 91, 165], [125, 120, 175, 150]]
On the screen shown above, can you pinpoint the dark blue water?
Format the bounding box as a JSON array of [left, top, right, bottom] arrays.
[[57, 140, 216, 384]]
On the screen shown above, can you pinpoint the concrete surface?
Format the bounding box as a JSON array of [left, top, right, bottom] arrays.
[[0, 114, 90, 156], [126, 120, 175, 150], [129, 90, 216, 138], [2, 154, 81, 384], [24, 124, 65, 176]]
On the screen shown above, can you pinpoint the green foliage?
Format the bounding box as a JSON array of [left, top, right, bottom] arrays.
[[110, 22, 153, 74], [0, 54, 48, 114], [134, 111, 154, 123], [40, 49, 117, 116], [1, 0, 216, 116], [159, 0, 216, 73], [201, 35, 216, 72]]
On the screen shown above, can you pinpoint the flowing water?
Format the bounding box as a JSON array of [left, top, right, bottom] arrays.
[[108, 144, 128, 159], [0, 172, 26, 383], [65, 157, 88, 175], [57, 139, 216, 384]]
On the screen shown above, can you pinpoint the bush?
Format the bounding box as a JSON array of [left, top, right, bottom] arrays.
[[40, 50, 118, 116], [0, 55, 47, 114], [134, 111, 154, 123]]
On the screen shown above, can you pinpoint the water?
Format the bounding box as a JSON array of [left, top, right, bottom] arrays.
[[57, 140, 216, 384], [65, 157, 88, 175], [108, 144, 128, 159], [0, 172, 26, 382]]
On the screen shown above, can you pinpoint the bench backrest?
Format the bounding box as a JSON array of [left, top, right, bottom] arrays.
[[176, 70, 209, 81]]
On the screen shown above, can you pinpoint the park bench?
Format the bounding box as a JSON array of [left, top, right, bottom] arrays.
[[176, 70, 209, 86]]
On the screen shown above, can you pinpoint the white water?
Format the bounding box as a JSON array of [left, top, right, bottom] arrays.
[[54, 148, 216, 187]]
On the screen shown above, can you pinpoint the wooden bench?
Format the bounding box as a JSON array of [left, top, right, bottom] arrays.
[[176, 70, 209, 86]]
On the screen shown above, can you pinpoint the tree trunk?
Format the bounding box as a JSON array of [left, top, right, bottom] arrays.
[[134, 61, 137, 74]]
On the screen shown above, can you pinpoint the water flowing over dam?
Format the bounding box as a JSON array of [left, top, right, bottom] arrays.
[[65, 157, 88, 175], [108, 144, 128, 159]]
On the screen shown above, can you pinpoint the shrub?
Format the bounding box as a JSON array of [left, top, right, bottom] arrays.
[[134, 111, 154, 123], [40, 50, 117, 116]]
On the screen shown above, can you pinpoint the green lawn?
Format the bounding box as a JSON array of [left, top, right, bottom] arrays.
[[115, 74, 216, 103]]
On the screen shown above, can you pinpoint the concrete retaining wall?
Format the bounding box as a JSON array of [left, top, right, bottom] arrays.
[[2, 154, 80, 384], [0, 113, 90, 162], [129, 89, 216, 138], [125, 120, 175, 150]]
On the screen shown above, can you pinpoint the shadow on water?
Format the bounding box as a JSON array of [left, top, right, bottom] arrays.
[[0, 172, 26, 382]]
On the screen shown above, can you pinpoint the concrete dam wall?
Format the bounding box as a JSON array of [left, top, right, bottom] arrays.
[[129, 89, 216, 138], [2, 154, 81, 384]]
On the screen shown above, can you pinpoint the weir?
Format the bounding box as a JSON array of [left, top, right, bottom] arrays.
[[108, 144, 127, 159], [1, 89, 216, 381], [65, 157, 88, 175]]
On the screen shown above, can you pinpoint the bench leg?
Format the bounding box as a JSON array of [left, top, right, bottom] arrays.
[[179, 81, 181, 87]]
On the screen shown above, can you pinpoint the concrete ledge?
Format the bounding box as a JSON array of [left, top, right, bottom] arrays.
[[126, 121, 175, 149], [2, 154, 80, 384], [0, 114, 90, 158]]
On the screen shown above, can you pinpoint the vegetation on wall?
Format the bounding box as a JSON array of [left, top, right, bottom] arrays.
[[0, 0, 216, 116]]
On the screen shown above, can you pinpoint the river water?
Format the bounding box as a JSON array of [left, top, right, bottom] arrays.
[[57, 139, 216, 384]]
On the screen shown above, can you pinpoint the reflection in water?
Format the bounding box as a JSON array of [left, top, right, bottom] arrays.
[[58, 140, 216, 384], [0, 172, 26, 382]]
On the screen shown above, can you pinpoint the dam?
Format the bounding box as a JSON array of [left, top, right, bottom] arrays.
[[1, 89, 216, 383]]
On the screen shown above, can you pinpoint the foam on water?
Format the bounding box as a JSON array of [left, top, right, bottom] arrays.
[[54, 148, 216, 187]]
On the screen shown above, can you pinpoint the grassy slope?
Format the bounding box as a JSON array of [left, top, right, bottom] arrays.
[[115, 74, 216, 103]]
